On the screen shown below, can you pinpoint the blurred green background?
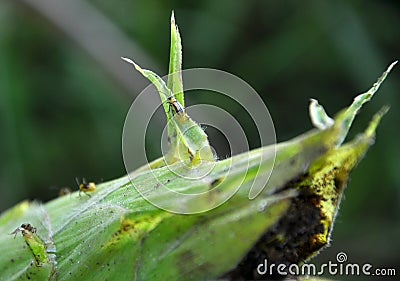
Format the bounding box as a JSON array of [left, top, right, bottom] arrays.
[[0, 0, 398, 279]]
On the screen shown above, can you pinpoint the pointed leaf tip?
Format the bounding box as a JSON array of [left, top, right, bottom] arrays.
[[387, 60, 398, 72], [121, 56, 131, 63], [371, 60, 398, 92], [121, 57, 142, 72], [171, 11, 175, 23], [364, 105, 390, 138], [121, 56, 135, 66]]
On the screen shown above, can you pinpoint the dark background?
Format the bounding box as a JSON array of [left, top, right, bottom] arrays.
[[0, 0, 398, 279]]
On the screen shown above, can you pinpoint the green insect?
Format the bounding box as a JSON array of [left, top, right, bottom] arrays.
[[10, 222, 48, 267]]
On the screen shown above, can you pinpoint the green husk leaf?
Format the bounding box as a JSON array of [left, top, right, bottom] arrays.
[[0, 74, 392, 279]]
